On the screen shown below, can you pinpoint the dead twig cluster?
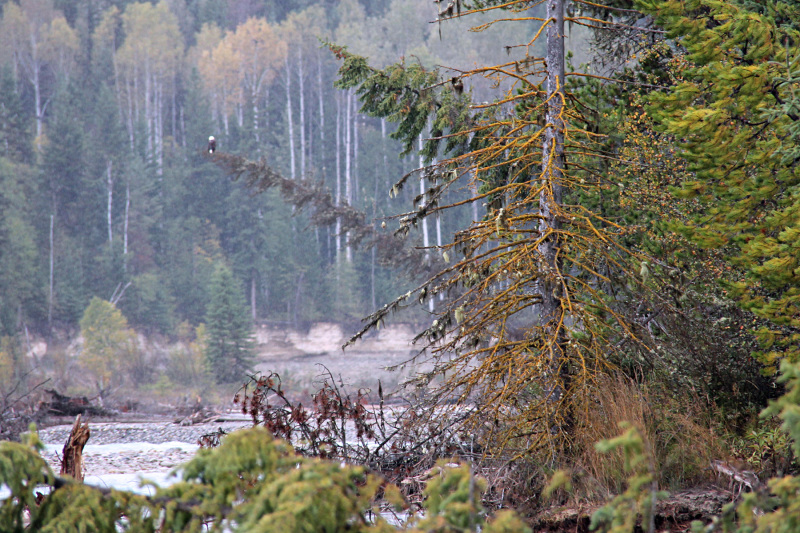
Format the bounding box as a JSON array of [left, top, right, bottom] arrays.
[[199, 365, 513, 504]]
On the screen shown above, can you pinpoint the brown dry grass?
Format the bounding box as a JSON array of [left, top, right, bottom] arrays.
[[569, 373, 728, 501]]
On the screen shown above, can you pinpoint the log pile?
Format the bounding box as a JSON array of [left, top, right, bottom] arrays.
[[43, 389, 105, 417], [174, 407, 222, 426]]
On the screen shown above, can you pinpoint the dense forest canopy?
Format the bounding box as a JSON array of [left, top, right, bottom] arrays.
[[6, 0, 800, 530], [0, 0, 536, 338]]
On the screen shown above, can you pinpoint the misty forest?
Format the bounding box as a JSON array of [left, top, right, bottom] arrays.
[[2, 0, 800, 531]]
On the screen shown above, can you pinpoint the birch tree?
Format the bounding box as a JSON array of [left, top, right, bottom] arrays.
[[227, 17, 285, 143], [115, 1, 182, 170], [195, 23, 237, 135], [0, 0, 77, 150]]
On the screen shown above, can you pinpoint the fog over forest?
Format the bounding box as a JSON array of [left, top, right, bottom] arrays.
[[4, 1, 800, 530], [0, 0, 543, 339]]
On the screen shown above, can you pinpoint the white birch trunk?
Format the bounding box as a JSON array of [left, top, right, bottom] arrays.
[[171, 83, 177, 142], [335, 91, 342, 260], [32, 59, 42, 144], [125, 78, 135, 150], [382, 118, 389, 196], [133, 63, 140, 125], [124, 180, 130, 269], [298, 54, 306, 178], [353, 91, 359, 205], [419, 135, 433, 312], [23, 26, 44, 148], [251, 273, 257, 322], [145, 60, 152, 160], [107, 161, 113, 245], [285, 55, 296, 180], [418, 135, 430, 253], [253, 93, 260, 143], [155, 80, 163, 174], [317, 51, 325, 144], [344, 89, 353, 263], [211, 91, 218, 131], [48, 214, 53, 329], [180, 105, 185, 148]]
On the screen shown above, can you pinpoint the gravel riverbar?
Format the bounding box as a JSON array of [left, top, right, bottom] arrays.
[[37, 421, 251, 475]]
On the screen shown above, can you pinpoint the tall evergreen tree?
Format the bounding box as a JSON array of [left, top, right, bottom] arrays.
[[0, 159, 39, 334], [641, 0, 800, 371], [0, 68, 33, 164], [204, 263, 255, 384]]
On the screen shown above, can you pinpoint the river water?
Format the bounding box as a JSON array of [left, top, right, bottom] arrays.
[[37, 420, 250, 495]]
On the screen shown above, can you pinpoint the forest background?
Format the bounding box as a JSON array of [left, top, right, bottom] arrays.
[[0, 0, 790, 459], [3, 0, 800, 528], [0, 0, 514, 338], [0, 0, 543, 399]]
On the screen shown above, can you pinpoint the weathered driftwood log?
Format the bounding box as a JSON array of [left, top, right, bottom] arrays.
[[44, 389, 104, 417], [711, 459, 764, 498], [532, 489, 732, 532], [60, 414, 90, 481]]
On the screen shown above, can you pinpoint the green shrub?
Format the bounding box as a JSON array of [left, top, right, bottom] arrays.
[[0, 425, 530, 532]]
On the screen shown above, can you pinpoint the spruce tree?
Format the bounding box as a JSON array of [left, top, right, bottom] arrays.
[[0, 67, 33, 164], [204, 264, 255, 384], [641, 0, 800, 371]]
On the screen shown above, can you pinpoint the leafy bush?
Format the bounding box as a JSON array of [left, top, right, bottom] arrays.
[[0, 425, 531, 532]]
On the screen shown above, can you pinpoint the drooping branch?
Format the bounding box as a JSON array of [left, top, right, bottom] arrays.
[[207, 150, 444, 287]]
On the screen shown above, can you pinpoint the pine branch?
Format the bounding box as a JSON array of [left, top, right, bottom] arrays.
[[207, 150, 444, 294]]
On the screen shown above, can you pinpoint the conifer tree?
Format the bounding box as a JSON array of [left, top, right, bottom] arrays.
[[256, 0, 662, 453], [0, 67, 33, 164], [640, 0, 800, 371], [0, 425, 532, 532], [204, 264, 255, 384]]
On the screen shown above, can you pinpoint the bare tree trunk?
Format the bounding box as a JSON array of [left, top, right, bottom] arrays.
[[155, 80, 163, 174], [236, 85, 244, 128], [285, 56, 296, 180], [172, 82, 177, 143], [253, 91, 260, 143], [33, 62, 42, 148], [418, 135, 433, 312], [299, 54, 306, 178], [470, 177, 479, 222], [60, 415, 90, 481], [125, 78, 134, 150], [345, 89, 353, 263], [106, 161, 113, 245], [145, 61, 152, 161], [539, 0, 567, 408], [133, 64, 140, 126], [180, 105, 185, 148], [251, 272, 257, 322], [335, 91, 342, 261], [317, 51, 325, 156], [352, 91, 359, 205], [123, 180, 130, 270], [381, 118, 388, 193], [48, 214, 54, 330], [370, 245, 377, 310]]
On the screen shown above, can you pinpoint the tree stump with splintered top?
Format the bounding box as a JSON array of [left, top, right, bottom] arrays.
[[60, 414, 90, 481]]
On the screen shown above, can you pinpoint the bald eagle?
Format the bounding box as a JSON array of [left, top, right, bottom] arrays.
[[208, 136, 216, 154]]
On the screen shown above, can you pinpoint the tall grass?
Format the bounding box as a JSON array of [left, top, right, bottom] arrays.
[[570, 374, 726, 500]]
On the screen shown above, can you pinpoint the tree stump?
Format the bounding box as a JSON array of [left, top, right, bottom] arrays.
[[60, 414, 90, 481]]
